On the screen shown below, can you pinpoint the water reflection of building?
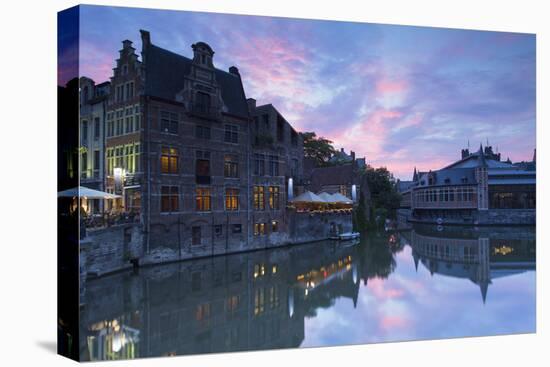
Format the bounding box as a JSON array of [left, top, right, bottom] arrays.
[[403, 225, 535, 303], [80, 240, 359, 361]]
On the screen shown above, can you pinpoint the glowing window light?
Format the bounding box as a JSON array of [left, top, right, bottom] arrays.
[[494, 246, 514, 256]]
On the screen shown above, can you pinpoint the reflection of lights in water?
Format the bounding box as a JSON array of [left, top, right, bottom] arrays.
[[353, 264, 358, 284], [494, 246, 514, 255], [89, 318, 141, 358], [288, 289, 294, 317], [111, 332, 125, 353]]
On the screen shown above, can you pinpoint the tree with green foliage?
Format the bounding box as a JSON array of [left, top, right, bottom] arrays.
[[301, 131, 337, 167], [363, 166, 401, 224], [353, 191, 369, 231]]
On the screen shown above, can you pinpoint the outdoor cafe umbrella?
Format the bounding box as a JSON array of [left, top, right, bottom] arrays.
[[290, 191, 326, 203], [317, 192, 336, 203], [57, 186, 121, 199], [330, 192, 353, 204]]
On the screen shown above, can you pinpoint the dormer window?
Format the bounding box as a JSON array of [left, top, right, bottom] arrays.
[[192, 42, 215, 68], [195, 92, 211, 113]]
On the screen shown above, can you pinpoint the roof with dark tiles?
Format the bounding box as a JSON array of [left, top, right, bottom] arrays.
[[144, 44, 249, 119], [308, 163, 357, 191]]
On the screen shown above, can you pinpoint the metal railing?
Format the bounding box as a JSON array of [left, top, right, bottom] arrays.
[[84, 211, 140, 229]]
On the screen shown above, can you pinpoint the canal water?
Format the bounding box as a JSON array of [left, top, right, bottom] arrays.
[[79, 225, 536, 361]]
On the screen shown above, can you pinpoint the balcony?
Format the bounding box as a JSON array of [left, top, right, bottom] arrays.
[[124, 173, 142, 187]]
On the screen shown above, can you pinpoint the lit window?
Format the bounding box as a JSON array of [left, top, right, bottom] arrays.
[[195, 303, 210, 321], [254, 186, 265, 210], [196, 188, 211, 211], [161, 147, 178, 174], [225, 188, 239, 211], [254, 288, 264, 316], [269, 186, 280, 210], [161, 186, 179, 212], [254, 223, 266, 236]]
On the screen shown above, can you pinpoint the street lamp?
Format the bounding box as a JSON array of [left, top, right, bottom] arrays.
[[113, 167, 125, 195], [288, 177, 294, 201]]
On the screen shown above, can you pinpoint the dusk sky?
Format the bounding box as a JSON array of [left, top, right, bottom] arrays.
[[65, 5, 536, 180]]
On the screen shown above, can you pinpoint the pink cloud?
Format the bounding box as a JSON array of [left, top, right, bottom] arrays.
[[393, 112, 424, 131], [367, 277, 405, 300], [376, 79, 408, 94], [380, 316, 410, 331], [369, 157, 452, 181], [79, 40, 117, 82], [332, 108, 403, 159]]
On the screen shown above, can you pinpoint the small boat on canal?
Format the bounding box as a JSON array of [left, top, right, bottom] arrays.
[[330, 232, 360, 241]]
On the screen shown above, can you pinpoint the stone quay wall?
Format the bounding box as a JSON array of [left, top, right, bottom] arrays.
[[81, 209, 354, 277], [80, 224, 143, 278], [288, 211, 353, 244], [408, 208, 536, 226], [396, 209, 413, 230]]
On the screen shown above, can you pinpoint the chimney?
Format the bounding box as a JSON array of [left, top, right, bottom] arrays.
[[247, 98, 256, 111], [351, 150, 356, 161], [229, 66, 240, 76], [341, 148, 344, 153], [140, 29, 151, 48]]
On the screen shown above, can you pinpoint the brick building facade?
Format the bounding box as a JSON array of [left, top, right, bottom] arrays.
[[99, 30, 306, 258]]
